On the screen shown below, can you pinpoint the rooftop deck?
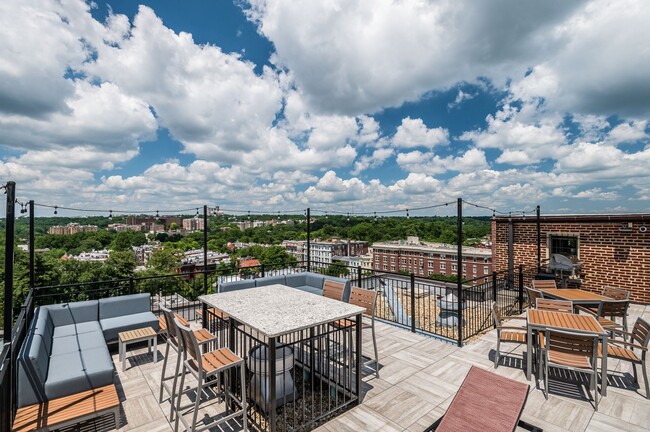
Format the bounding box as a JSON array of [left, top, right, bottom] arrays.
[[95, 304, 649, 432]]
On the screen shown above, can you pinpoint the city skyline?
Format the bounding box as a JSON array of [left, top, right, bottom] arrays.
[[1, 0, 649, 216]]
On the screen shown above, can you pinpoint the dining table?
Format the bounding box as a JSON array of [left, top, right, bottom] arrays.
[[526, 309, 609, 395], [537, 288, 612, 306]]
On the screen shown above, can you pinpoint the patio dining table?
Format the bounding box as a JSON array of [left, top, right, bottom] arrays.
[[538, 288, 612, 306], [526, 309, 609, 396], [199, 285, 365, 431]]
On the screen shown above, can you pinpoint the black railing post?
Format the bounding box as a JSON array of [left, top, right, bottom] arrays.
[[306, 208, 311, 272], [129, 277, 135, 295], [456, 197, 463, 346], [536, 205, 541, 274], [4, 181, 16, 344], [29, 200, 35, 289], [203, 205, 209, 295], [518, 264, 524, 314], [492, 271, 498, 304], [261, 263, 266, 278], [357, 265, 362, 288], [410, 273, 416, 333]]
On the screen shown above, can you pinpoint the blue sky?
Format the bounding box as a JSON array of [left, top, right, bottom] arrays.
[[1, 0, 649, 217]]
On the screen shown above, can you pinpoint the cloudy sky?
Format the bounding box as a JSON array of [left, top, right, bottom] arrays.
[[1, 0, 649, 217]]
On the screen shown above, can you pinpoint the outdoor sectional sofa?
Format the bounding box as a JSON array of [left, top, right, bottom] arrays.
[[219, 271, 352, 302], [17, 293, 159, 409]]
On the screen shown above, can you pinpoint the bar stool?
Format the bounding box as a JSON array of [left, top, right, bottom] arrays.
[[158, 306, 217, 420], [173, 317, 247, 432]]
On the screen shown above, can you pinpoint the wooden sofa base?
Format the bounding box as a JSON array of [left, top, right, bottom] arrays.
[[12, 384, 120, 432]]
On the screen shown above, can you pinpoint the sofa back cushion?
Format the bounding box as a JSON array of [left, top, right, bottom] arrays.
[[254, 275, 287, 287], [42, 300, 99, 327], [32, 307, 54, 354], [284, 274, 307, 288], [99, 293, 151, 320], [17, 331, 49, 408], [305, 273, 325, 290], [219, 279, 256, 293]]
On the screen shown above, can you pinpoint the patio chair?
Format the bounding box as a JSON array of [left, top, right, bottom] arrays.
[[491, 301, 527, 369], [540, 329, 600, 410], [173, 317, 247, 432], [323, 279, 346, 301], [525, 287, 544, 309], [532, 279, 557, 290], [331, 287, 380, 377], [158, 306, 217, 419], [599, 317, 649, 399], [576, 299, 630, 336], [602, 286, 630, 300], [425, 366, 536, 432], [536, 298, 573, 314]]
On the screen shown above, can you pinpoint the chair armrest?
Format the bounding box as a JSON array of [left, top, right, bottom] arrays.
[[575, 305, 597, 316], [174, 313, 189, 327], [608, 339, 648, 351]]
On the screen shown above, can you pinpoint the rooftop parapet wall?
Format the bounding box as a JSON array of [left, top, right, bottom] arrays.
[[492, 214, 650, 304]]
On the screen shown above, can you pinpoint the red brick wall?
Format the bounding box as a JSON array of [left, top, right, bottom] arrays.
[[492, 215, 650, 304]]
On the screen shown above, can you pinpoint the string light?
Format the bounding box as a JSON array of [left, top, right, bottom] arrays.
[[196, 208, 199, 217], [108, 210, 113, 220], [374, 211, 377, 220], [54, 206, 58, 215], [156, 210, 159, 218], [406, 209, 410, 219]]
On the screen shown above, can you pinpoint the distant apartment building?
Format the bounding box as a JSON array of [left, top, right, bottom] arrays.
[[360, 250, 373, 272], [372, 236, 493, 280], [182, 217, 204, 231], [235, 219, 295, 231], [48, 223, 98, 235], [332, 255, 361, 268], [132, 243, 163, 265], [282, 239, 369, 266], [492, 213, 650, 303], [108, 223, 144, 232]]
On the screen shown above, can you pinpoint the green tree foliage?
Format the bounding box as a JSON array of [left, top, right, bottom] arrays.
[[148, 249, 181, 273], [325, 261, 350, 277]]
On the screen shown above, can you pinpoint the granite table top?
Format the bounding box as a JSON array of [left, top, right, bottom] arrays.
[[199, 285, 365, 338]]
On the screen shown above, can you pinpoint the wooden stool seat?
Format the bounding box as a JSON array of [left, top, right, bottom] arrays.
[[12, 384, 120, 432]]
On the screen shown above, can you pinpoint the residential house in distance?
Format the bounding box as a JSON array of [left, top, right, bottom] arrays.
[[492, 213, 650, 303], [48, 223, 98, 235], [68, 249, 110, 262], [372, 236, 493, 280], [132, 243, 163, 265], [331, 255, 361, 268]]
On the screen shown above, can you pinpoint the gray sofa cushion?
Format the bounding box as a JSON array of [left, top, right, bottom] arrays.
[[50, 331, 106, 356], [99, 293, 151, 320], [52, 321, 103, 339], [99, 311, 159, 342], [44, 348, 114, 400], [284, 274, 307, 288], [26, 333, 50, 387], [305, 273, 325, 290], [43, 300, 99, 327], [219, 279, 256, 293], [254, 275, 287, 287]]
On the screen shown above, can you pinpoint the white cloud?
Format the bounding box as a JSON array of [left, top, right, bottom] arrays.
[[396, 148, 488, 174], [448, 89, 476, 109], [351, 148, 393, 175], [607, 121, 648, 144], [392, 117, 449, 149], [573, 188, 620, 200]]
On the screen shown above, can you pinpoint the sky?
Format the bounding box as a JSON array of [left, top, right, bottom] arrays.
[[1, 0, 649, 218]]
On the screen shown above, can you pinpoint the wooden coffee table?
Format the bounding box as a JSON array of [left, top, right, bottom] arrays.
[[118, 327, 157, 372]]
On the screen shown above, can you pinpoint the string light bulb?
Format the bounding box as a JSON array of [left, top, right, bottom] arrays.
[[374, 211, 377, 220], [196, 208, 199, 217], [406, 209, 410, 219], [347, 212, 350, 222], [156, 210, 159, 218], [108, 210, 113, 220], [54, 206, 58, 215]]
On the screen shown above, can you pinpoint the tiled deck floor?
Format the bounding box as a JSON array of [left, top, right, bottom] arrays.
[[106, 304, 649, 432]]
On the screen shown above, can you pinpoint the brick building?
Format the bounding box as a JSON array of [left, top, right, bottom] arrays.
[[182, 217, 204, 231], [372, 236, 493, 281], [48, 223, 98, 235], [492, 214, 650, 303]]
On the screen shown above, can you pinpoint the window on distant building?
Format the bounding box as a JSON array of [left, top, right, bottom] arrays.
[[440, 263, 446, 270], [391, 265, 395, 271], [484, 266, 489, 274], [549, 235, 579, 260], [452, 264, 457, 271]]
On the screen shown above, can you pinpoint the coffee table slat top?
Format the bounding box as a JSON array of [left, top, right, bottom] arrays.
[[119, 326, 156, 343], [538, 288, 611, 302], [528, 309, 605, 334], [200, 285, 365, 338]]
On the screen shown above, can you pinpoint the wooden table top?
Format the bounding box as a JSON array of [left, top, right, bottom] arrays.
[[527, 309, 605, 334], [538, 288, 611, 302], [119, 326, 156, 343]]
